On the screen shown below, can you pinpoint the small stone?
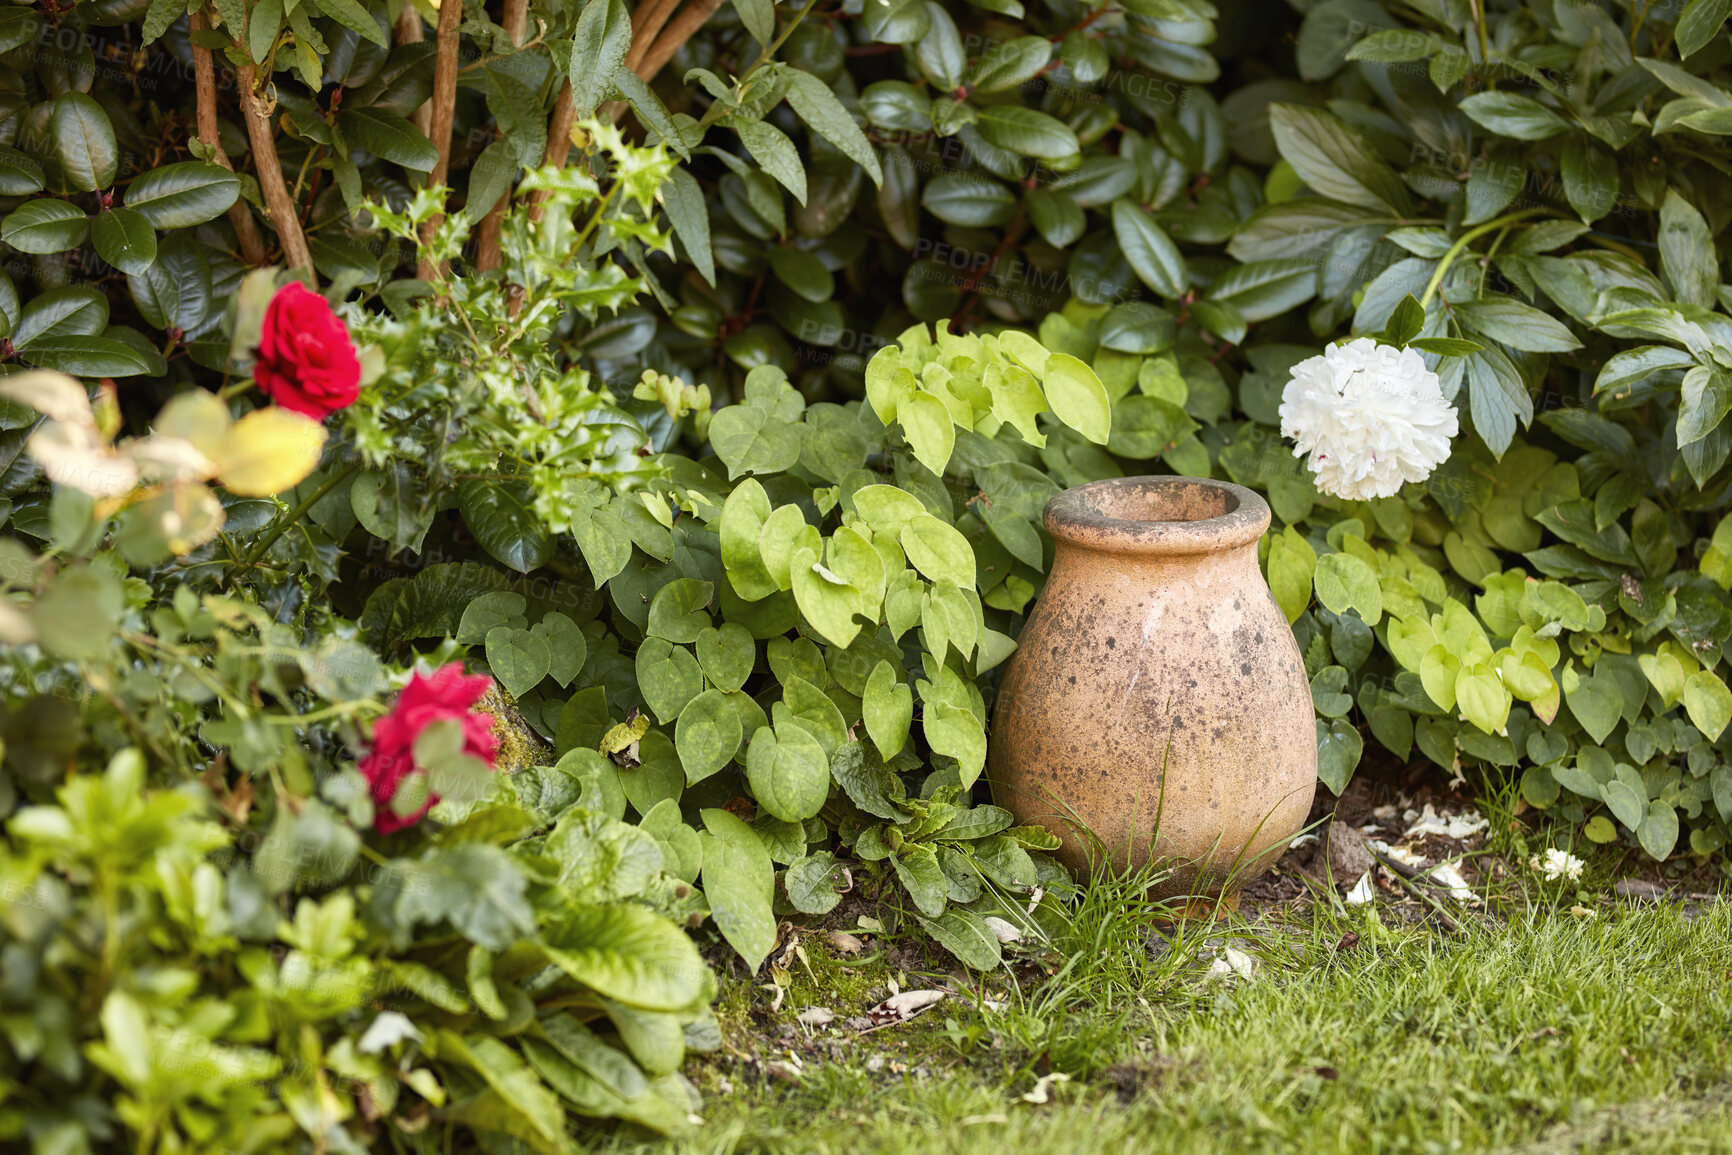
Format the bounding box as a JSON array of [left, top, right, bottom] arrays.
[[1327, 820, 1375, 882]]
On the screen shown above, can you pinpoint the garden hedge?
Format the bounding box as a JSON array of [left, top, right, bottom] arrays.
[[3, 0, 1732, 1149]]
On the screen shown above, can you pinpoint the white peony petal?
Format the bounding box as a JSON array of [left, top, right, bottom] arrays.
[[1279, 339, 1458, 500]]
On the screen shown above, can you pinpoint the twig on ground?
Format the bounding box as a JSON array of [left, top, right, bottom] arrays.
[[1367, 846, 1463, 932]]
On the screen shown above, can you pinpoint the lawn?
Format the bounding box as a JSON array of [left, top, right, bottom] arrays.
[[608, 855, 1732, 1155]]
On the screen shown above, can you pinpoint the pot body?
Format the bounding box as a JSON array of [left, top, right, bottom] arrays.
[[988, 476, 1315, 896]]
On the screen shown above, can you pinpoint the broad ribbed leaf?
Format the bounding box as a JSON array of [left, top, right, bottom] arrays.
[[1267, 104, 1411, 214], [0, 146, 44, 196], [22, 336, 158, 378], [784, 71, 882, 184]]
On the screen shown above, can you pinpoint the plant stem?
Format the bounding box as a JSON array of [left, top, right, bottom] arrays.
[[190, 9, 268, 265], [1629, 0, 1654, 51], [397, 4, 431, 136], [475, 0, 531, 273], [1417, 208, 1545, 308], [1467, 0, 1489, 61], [245, 459, 361, 565], [418, 0, 464, 281], [237, 62, 315, 277], [634, 0, 724, 85], [1476, 225, 1511, 296], [696, 0, 820, 134], [625, 0, 683, 74]]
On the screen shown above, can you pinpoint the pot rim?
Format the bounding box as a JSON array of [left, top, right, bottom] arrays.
[[1043, 475, 1271, 557]]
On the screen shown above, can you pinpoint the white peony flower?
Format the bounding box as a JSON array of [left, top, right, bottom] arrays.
[[1279, 337, 1458, 501], [1530, 848, 1585, 882]]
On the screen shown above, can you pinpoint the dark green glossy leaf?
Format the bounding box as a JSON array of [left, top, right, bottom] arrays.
[[1, 200, 89, 254], [458, 480, 554, 574], [124, 162, 241, 229], [339, 107, 439, 170], [91, 208, 156, 275], [51, 93, 118, 192]]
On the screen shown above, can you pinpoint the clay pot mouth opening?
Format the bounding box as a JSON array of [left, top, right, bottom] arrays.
[[1044, 476, 1271, 557]]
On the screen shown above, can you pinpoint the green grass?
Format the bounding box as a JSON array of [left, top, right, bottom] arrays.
[[604, 886, 1732, 1155]]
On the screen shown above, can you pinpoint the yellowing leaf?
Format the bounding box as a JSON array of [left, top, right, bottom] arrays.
[[216, 408, 327, 496], [0, 370, 93, 426], [1041, 352, 1110, 444], [153, 389, 232, 458]]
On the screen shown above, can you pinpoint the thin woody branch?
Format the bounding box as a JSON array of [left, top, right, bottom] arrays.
[[532, 0, 721, 218], [475, 0, 530, 273], [236, 62, 314, 277], [418, 0, 464, 281], [624, 0, 682, 73], [189, 10, 267, 266], [634, 0, 721, 84], [397, 4, 430, 136]]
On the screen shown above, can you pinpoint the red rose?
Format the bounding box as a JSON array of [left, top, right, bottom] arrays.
[[360, 664, 499, 833], [254, 282, 362, 420]]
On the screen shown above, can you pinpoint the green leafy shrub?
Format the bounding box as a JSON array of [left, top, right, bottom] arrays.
[[8, 0, 1732, 1146]]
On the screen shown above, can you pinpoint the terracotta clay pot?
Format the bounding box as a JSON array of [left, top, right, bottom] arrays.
[[988, 475, 1315, 897]]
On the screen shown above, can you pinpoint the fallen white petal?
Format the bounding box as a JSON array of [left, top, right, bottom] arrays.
[[866, 989, 946, 1024], [1403, 803, 1488, 841], [982, 916, 1022, 944], [1345, 871, 1376, 905], [1021, 1072, 1071, 1104], [1207, 947, 1257, 981], [1430, 862, 1478, 904]]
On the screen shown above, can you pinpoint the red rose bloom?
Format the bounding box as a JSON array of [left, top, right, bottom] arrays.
[[254, 282, 362, 420], [360, 664, 499, 834]]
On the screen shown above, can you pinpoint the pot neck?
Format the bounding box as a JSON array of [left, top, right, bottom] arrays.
[[1043, 476, 1272, 560]]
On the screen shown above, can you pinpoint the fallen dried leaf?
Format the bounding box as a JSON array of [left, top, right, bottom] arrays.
[[797, 1007, 835, 1027], [1403, 803, 1488, 841], [982, 916, 1022, 944], [825, 930, 866, 955], [765, 1054, 803, 1082], [1335, 931, 1360, 951], [1428, 861, 1478, 904]]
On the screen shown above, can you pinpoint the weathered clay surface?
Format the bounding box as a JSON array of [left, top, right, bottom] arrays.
[[988, 476, 1316, 897]]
